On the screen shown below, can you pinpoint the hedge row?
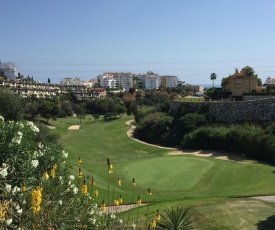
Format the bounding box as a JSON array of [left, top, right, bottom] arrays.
[[181, 125, 275, 164]]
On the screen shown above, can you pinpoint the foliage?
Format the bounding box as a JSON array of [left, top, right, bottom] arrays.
[[86, 98, 126, 117], [210, 73, 217, 88], [181, 124, 275, 164], [38, 100, 60, 123], [156, 206, 196, 230], [221, 77, 229, 88], [73, 103, 86, 124], [0, 89, 23, 121], [179, 113, 206, 133], [134, 112, 173, 144]]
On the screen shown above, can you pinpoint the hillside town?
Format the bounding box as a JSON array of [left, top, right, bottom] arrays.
[[1, 61, 275, 102]]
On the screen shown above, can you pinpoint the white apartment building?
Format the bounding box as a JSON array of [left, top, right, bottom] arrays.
[[0, 62, 19, 81], [161, 75, 178, 88], [145, 76, 160, 90], [98, 72, 133, 91], [114, 73, 133, 91], [60, 78, 84, 86]]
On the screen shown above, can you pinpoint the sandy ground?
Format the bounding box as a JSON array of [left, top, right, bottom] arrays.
[[106, 204, 146, 213], [68, 125, 80, 130], [251, 196, 275, 202]]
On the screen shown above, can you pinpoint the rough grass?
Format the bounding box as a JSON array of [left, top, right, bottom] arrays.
[[49, 115, 275, 229]]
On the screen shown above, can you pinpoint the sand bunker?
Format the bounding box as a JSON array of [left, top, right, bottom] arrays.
[[126, 120, 256, 163], [168, 149, 251, 163], [68, 125, 80, 130]]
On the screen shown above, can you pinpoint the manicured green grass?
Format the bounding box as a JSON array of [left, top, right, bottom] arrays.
[[178, 97, 205, 102], [49, 115, 275, 229]]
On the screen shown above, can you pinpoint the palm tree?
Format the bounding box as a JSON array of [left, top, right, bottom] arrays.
[[210, 73, 217, 88], [245, 67, 255, 93]]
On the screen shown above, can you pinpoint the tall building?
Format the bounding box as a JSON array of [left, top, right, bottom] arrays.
[[0, 62, 19, 81], [161, 75, 178, 88]]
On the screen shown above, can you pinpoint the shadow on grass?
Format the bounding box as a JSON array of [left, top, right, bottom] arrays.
[[256, 215, 275, 230]]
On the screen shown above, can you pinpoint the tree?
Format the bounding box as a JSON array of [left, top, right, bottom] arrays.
[[257, 78, 262, 86], [0, 89, 23, 120], [245, 67, 255, 93], [74, 103, 86, 124], [221, 77, 229, 89], [210, 73, 217, 88], [38, 100, 60, 123], [92, 113, 100, 122]]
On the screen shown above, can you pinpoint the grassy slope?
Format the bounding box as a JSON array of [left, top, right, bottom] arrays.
[[49, 115, 275, 229]]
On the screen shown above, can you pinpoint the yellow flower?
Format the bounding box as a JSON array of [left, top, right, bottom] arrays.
[[94, 189, 98, 198], [114, 199, 119, 206], [43, 171, 49, 180], [108, 164, 113, 173], [50, 167, 55, 178], [78, 157, 81, 166], [91, 177, 95, 186], [117, 179, 121, 186], [150, 220, 156, 229], [21, 184, 26, 192], [137, 195, 141, 205], [147, 188, 152, 195], [53, 163, 57, 169], [32, 186, 42, 214], [100, 200, 106, 212], [156, 210, 161, 221], [78, 168, 83, 179], [82, 180, 88, 195], [119, 195, 123, 204]]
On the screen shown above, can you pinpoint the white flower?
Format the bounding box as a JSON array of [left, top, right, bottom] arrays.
[[69, 175, 75, 181], [31, 160, 39, 168], [27, 121, 39, 133], [59, 200, 63, 205], [6, 218, 12, 226], [12, 186, 20, 194], [5, 184, 11, 192], [0, 115, 4, 121], [89, 218, 96, 224], [68, 181, 71, 185], [23, 200, 26, 204], [59, 176, 63, 184], [38, 142, 43, 149], [62, 150, 68, 158], [0, 167, 8, 178], [73, 187, 78, 194], [132, 223, 136, 229], [89, 210, 95, 215], [17, 209, 22, 214], [119, 219, 123, 224], [110, 213, 116, 219]]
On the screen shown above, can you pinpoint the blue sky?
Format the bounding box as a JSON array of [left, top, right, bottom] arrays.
[[1, 0, 275, 85]]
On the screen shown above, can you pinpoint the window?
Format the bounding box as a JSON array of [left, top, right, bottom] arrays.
[[236, 79, 243, 87]]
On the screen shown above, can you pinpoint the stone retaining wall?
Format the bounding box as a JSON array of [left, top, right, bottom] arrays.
[[169, 97, 275, 123]]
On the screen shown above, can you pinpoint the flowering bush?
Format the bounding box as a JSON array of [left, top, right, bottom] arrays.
[[0, 117, 100, 229]]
